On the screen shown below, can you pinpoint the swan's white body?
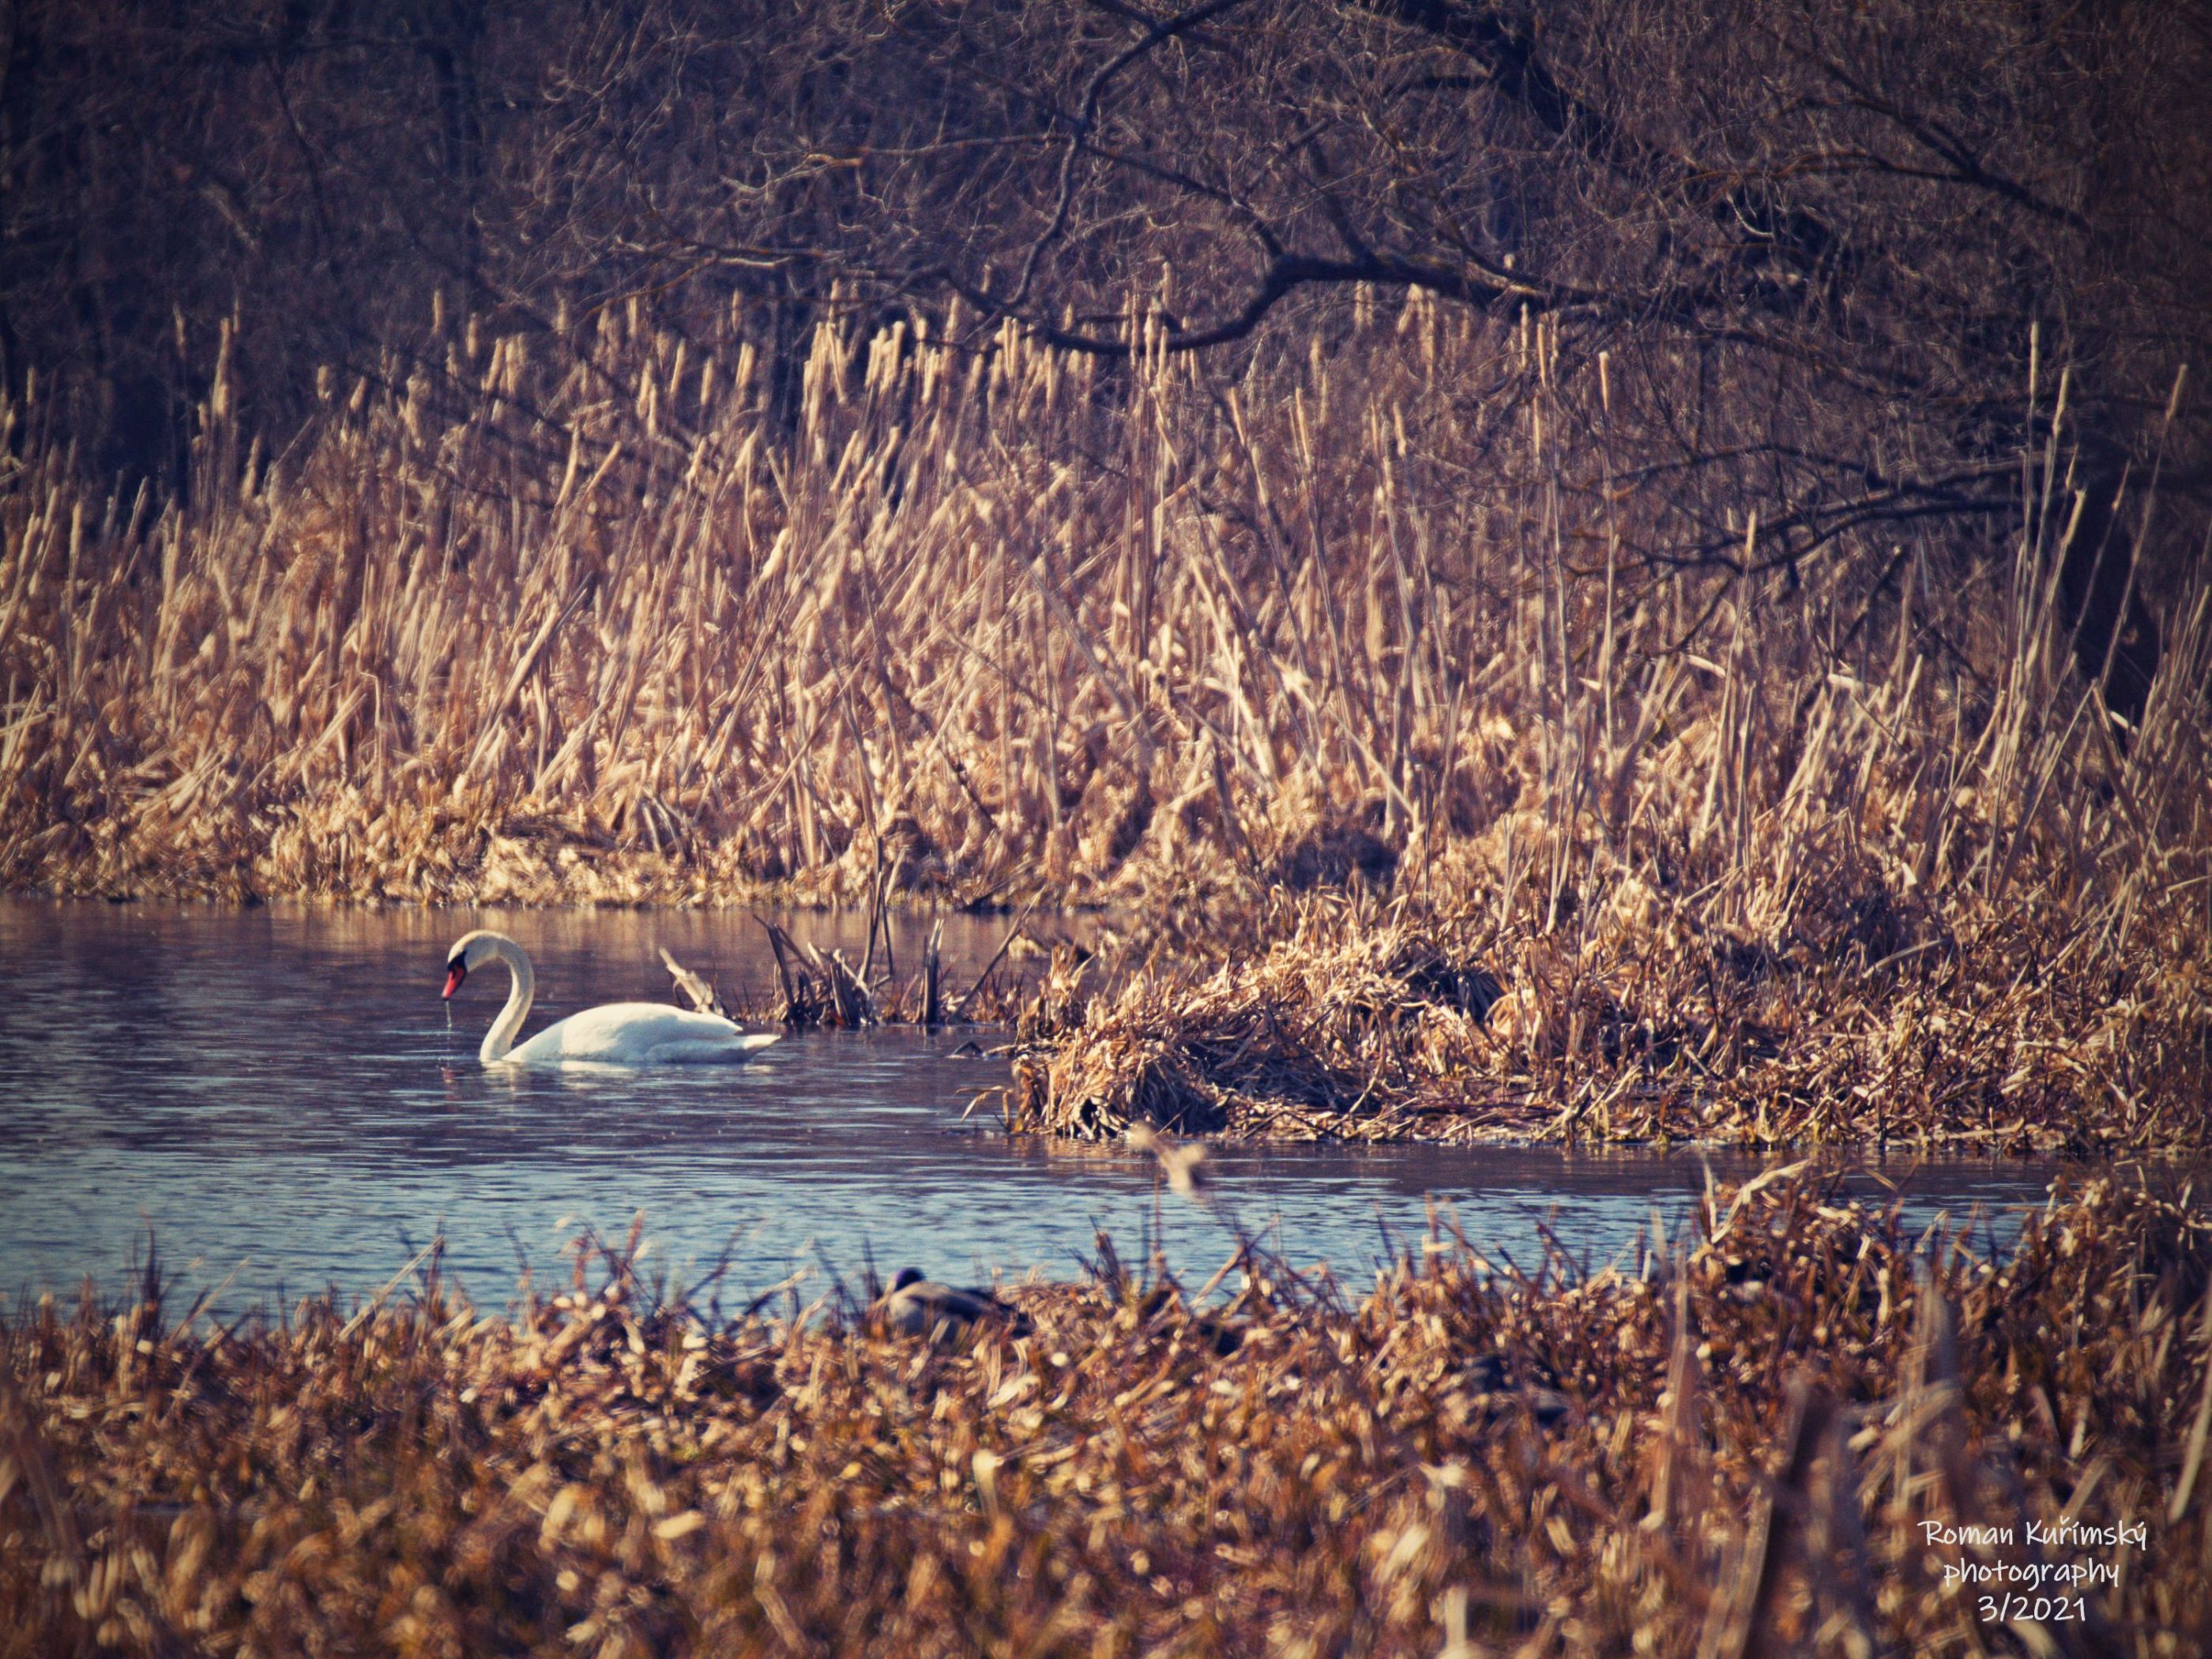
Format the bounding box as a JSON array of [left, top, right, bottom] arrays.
[[443, 931, 780, 1068]]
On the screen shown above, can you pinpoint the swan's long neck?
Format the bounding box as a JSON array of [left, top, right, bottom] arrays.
[[480, 938, 536, 1063]]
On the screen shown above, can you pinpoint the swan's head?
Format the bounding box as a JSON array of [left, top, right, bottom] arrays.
[[442, 930, 503, 999]]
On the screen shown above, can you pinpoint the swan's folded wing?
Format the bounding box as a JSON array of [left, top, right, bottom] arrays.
[[506, 1004, 779, 1066]]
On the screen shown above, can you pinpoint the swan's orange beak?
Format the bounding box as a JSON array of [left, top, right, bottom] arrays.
[[442, 962, 466, 999]]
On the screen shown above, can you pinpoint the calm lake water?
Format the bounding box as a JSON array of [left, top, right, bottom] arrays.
[[0, 900, 2084, 1320]]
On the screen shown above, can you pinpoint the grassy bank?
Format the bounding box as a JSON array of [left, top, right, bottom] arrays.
[[3, 1173, 2208, 1656]]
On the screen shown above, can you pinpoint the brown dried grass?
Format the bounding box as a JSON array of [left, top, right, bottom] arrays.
[[4, 1173, 2208, 1656], [1008, 882, 2210, 1152]]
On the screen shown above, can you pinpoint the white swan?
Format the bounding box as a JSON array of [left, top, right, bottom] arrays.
[[442, 931, 781, 1067]]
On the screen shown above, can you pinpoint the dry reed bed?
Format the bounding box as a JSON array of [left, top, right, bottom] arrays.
[[1007, 892, 2210, 1153], [4, 1174, 2209, 1657], [2, 297, 2207, 1149]]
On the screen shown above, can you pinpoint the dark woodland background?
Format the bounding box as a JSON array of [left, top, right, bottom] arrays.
[[5, 0, 2207, 712]]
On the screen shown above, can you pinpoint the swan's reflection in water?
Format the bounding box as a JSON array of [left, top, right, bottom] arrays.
[[0, 898, 2075, 1320]]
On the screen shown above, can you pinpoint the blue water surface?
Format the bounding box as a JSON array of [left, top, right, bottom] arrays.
[[0, 900, 2085, 1320]]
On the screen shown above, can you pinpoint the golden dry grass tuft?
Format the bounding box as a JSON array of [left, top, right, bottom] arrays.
[[1011, 908, 1509, 1140]]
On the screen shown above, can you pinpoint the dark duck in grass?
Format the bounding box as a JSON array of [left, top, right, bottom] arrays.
[[877, 1269, 1033, 1337]]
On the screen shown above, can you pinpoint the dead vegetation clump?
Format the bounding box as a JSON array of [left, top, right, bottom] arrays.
[[1011, 910, 1507, 1139], [3, 1174, 2209, 1657], [1010, 871, 2210, 1152]]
